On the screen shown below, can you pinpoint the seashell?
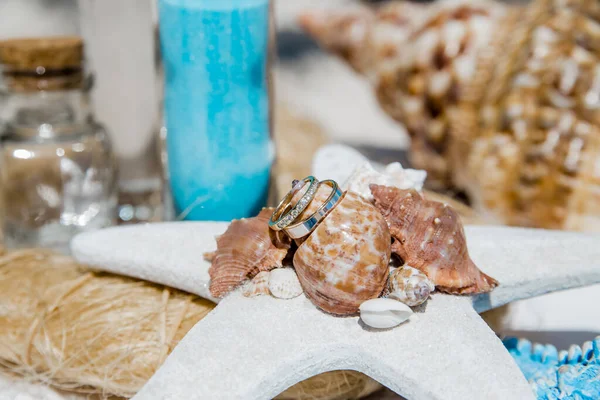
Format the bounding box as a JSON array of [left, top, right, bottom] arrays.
[[290, 181, 334, 221], [298, 6, 373, 75], [293, 191, 391, 315], [301, 0, 509, 189], [208, 208, 291, 298], [298, 2, 428, 75], [370, 184, 498, 294], [303, 0, 600, 233], [243, 271, 271, 298], [359, 298, 413, 329], [268, 268, 303, 299], [388, 266, 435, 306], [343, 161, 427, 202], [288, 183, 337, 248]]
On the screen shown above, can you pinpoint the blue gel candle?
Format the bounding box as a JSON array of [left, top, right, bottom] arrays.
[[158, 0, 272, 221]]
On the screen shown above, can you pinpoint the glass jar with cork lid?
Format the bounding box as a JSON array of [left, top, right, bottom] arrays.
[[0, 37, 117, 252]]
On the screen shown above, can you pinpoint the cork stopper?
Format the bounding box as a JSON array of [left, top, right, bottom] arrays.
[[0, 36, 84, 92]]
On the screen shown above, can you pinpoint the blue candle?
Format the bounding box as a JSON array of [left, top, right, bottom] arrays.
[[159, 0, 272, 221]]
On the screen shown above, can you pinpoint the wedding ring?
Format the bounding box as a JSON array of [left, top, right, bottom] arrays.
[[269, 176, 319, 231], [284, 180, 343, 240]]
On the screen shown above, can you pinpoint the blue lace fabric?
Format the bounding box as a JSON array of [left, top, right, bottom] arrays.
[[504, 336, 600, 400]]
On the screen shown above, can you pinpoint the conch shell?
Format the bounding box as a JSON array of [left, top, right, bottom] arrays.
[[388, 266, 435, 306], [208, 208, 291, 298], [299, 2, 428, 75], [294, 191, 391, 315], [303, 0, 600, 233], [370, 184, 498, 294], [300, 1, 507, 189]]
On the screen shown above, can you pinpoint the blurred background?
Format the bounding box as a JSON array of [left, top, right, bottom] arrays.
[[0, 0, 409, 150]]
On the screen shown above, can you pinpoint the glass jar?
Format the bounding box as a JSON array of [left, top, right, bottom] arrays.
[[0, 37, 117, 252], [158, 0, 274, 221]]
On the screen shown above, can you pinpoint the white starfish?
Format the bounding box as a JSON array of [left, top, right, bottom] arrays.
[[72, 222, 600, 400]]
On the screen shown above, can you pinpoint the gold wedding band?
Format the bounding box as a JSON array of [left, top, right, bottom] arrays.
[[283, 180, 343, 240], [269, 176, 319, 231]]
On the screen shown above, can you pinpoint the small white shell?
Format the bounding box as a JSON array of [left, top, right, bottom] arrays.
[[359, 298, 413, 329], [269, 268, 303, 299], [389, 266, 435, 307], [343, 161, 427, 202], [243, 271, 270, 298]]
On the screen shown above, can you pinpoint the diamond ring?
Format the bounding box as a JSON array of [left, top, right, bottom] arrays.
[[269, 176, 319, 231], [283, 180, 343, 240]]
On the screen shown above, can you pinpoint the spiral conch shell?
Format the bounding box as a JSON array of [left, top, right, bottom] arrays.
[[299, 2, 428, 75], [303, 0, 600, 233], [388, 266, 435, 307], [208, 208, 291, 298], [301, 0, 508, 189], [294, 191, 391, 315], [371, 184, 498, 294]]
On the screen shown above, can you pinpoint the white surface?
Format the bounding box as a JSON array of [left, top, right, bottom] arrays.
[[78, 0, 160, 173], [466, 227, 600, 313], [501, 284, 600, 333], [134, 292, 531, 400], [275, 0, 355, 31], [312, 144, 374, 182], [344, 162, 426, 201], [0, 374, 80, 400], [313, 144, 409, 188], [72, 222, 226, 303], [276, 57, 409, 150], [0, 0, 78, 39], [72, 220, 600, 399]]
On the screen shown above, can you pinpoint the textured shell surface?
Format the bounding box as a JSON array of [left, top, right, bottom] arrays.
[[293, 191, 391, 315], [208, 208, 291, 298], [301, 0, 508, 189], [343, 161, 427, 202], [359, 298, 413, 329], [388, 266, 435, 306], [299, 2, 428, 76], [268, 268, 303, 300], [377, 0, 509, 189], [505, 336, 600, 400], [461, 0, 600, 231], [304, 0, 600, 232], [243, 271, 271, 298], [371, 184, 498, 294]]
